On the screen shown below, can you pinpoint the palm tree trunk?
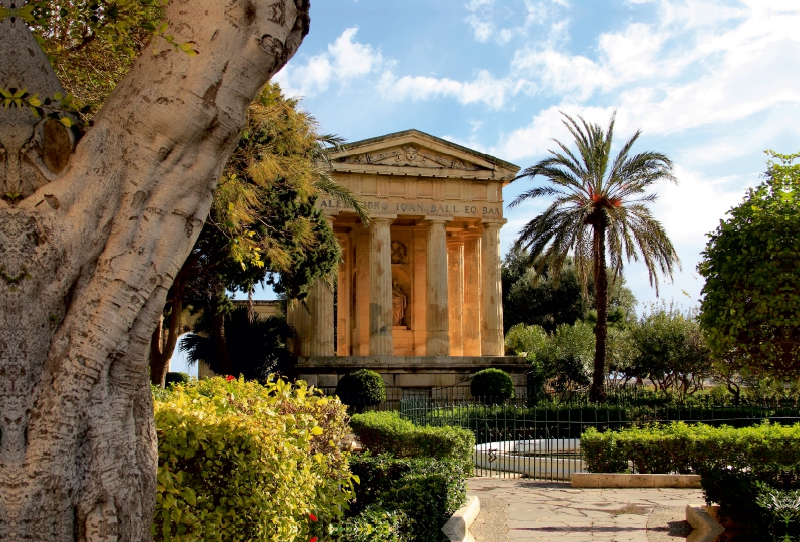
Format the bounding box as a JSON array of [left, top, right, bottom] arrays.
[[211, 311, 234, 376], [591, 218, 609, 402]]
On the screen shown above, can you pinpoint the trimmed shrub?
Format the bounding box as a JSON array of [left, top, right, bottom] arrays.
[[349, 411, 474, 474], [414, 403, 800, 444], [165, 371, 191, 387], [349, 455, 466, 542], [336, 369, 387, 412], [325, 506, 407, 542], [581, 422, 800, 474], [153, 376, 355, 541], [470, 368, 514, 404]]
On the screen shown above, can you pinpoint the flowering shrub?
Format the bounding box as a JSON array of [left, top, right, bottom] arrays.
[[153, 376, 356, 541]]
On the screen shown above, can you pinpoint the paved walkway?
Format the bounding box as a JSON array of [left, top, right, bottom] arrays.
[[467, 478, 704, 542]]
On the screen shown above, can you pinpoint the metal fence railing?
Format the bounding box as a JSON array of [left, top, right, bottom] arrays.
[[399, 399, 800, 481], [317, 385, 531, 411]]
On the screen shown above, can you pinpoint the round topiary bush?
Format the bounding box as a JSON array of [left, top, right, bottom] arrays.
[[165, 371, 190, 387], [470, 368, 514, 404], [336, 369, 387, 413]]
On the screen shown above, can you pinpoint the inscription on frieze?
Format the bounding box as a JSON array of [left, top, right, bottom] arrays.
[[319, 198, 502, 218]]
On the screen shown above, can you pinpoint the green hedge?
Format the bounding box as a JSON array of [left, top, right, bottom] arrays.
[[349, 456, 466, 542], [412, 404, 800, 443], [581, 421, 800, 474], [154, 377, 356, 541], [350, 411, 474, 474]]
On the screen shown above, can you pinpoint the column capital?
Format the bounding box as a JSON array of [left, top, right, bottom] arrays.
[[371, 216, 396, 225], [424, 216, 451, 224], [481, 219, 506, 229]]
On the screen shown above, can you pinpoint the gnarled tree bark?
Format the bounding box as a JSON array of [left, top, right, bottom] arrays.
[[0, 0, 309, 539]]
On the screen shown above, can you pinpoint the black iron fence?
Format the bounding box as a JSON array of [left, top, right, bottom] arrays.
[[317, 385, 530, 411], [399, 399, 800, 481]]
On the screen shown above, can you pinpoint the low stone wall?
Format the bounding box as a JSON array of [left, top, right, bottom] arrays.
[[571, 473, 702, 488], [296, 355, 528, 390]]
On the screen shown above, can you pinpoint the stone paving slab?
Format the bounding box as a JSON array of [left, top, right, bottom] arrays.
[[467, 477, 704, 542]]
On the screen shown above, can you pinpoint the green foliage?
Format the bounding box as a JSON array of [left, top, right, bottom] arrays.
[[153, 377, 355, 541], [502, 251, 590, 332], [349, 456, 466, 542], [347, 412, 473, 541], [536, 322, 595, 400], [699, 151, 800, 377], [180, 307, 294, 381], [622, 304, 713, 396], [349, 411, 475, 474], [188, 83, 343, 304], [700, 461, 800, 539], [165, 372, 190, 387], [502, 251, 638, 335], [470, 368, 515, 404], [324, 505, 408, 542], [580, 422, 800, 474], [505, 323, 548, 357], [336, 369, 387, 412]]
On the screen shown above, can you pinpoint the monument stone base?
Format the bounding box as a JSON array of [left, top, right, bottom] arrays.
[[296, 355, 529, 397]]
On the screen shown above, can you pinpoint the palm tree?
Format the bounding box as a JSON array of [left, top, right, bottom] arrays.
[[509, 112, 679, 400]]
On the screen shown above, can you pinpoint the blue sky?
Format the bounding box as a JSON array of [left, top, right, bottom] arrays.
[[171, 0, 800, 373]]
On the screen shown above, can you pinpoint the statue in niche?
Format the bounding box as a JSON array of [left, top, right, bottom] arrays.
[[392, 281, 407, 327]]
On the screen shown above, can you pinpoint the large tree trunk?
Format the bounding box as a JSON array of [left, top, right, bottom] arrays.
[[0, 1, 309, 539], [590, 217, 609, 402]]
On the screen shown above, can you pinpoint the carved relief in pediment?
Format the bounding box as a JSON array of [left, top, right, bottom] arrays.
[[341, 145, 480, 171]]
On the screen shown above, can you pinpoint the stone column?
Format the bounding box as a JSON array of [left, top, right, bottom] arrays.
[[426, 218, 450, 356], [306, 217, 336, 356], [447, 239, 464, 356], [336, 234, 351, 356], [307, 278, 334, 356], [369, 217, 394, 355], [481, 222, 504, 356], [462, 234, 482, 356], [353, 227, 370, 355], [286, 301, 311, 357]]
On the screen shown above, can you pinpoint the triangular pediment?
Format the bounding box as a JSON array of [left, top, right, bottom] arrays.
[[329, 129, 519, 181], [340, 143, 482, 171]]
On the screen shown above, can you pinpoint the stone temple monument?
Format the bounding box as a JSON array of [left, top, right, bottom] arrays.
[[288, 130, 528, 396]]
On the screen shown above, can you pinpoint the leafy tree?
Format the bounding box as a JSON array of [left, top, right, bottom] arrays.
[[625, 304, 713, 398], [504, 323, 548, 356], [698, 151, 800, 378], [149, 84, 365, 385], [0, 1, 311, 536], [509, 112, 679, 400], [534, 321, 596, 402], [502, 249, 590, 332], [179, 307, 295, 382]]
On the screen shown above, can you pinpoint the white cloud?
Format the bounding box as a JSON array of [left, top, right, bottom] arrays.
[[274, 28, 385, 97], [464, 0, 569, 45], [378, 70, 536, 109]]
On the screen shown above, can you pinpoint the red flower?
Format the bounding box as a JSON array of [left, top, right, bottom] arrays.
[[309, 513, 318, 522], [309, 538, 318, 542], [226, 375, 235, 381]]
